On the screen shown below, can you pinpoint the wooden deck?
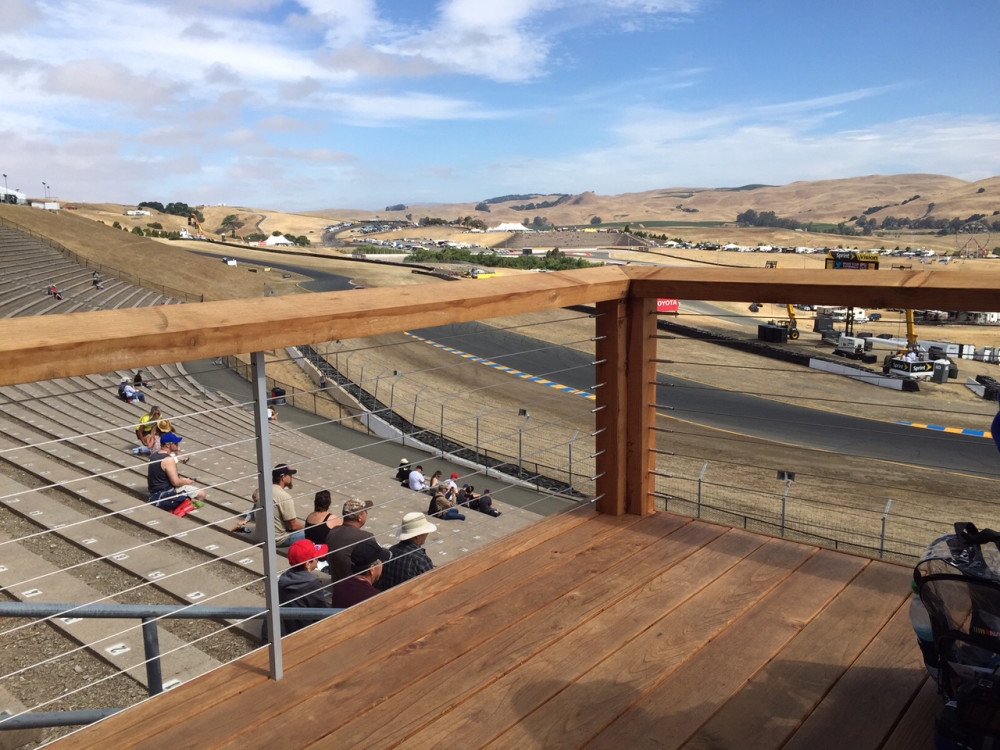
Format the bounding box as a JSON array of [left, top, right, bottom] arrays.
[[57, 508, 936, 749]]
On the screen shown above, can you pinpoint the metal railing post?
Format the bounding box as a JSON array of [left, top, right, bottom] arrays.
[[697, 461, 708, 519], [880, 498, 892, 559], [141, 617, 163, 696], [568, 430, 579, 492], [412, 385, 428, 436], [251, 350, 282, 680], [439, 394, 454, 456], [780, 478, 792, 537], [518, 412, 531, 474]]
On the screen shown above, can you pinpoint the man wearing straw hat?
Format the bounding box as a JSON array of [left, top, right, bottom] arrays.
[[376, 512, 436, 591]]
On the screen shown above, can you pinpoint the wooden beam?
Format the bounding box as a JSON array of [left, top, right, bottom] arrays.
[[624, 295, 656, 516], [624, 266, 1000, 312], [594, 299, 627, 515], [0, 266, 630, 387]]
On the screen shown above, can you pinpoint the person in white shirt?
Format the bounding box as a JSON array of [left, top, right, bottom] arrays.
[[408, 465, 428, 492]]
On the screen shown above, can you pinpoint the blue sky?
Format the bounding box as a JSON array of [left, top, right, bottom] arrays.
[[1, 0, 998, 210]]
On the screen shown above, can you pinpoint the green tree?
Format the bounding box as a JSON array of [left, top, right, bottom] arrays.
[[590, 216, 602, 225], [131, 226, 143, 235]]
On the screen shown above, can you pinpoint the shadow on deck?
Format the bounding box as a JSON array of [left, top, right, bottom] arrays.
[[55, 508, 936, 749]]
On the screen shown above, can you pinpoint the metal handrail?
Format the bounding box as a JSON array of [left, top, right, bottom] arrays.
[[0, 601, 343, 731]]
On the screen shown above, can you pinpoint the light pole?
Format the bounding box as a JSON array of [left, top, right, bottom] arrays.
[[2, 174, 7, 193], [42, 182, 48, 199]]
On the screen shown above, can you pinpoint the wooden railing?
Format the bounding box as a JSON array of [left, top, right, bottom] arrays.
[[1, 264, 996, 518]]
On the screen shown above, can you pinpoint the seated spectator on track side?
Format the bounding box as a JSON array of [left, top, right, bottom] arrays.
[[456, 484, 479, 510], [325, 498, 376, 582], [146, 432, 205, 515], [377, 512, 436, 591], [329, 538, 392, 608], [395, 458, 411, 484], [427, 487, 465, 521], [475, 488, 502, 518], [408, 464, 428, 492], [133, 370, 152, 389], [428, 470, 442, 491], [133, 405, 161, 455], [278, 540, 330, 636], [92, 272, 104, 291], [118, 378, 146, 404], [250, 464, 305, 547], [47, 285, 63, 301], [305, 489, 342, 546], [444, 472, 459, 500]]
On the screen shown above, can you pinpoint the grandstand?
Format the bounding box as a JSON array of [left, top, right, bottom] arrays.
[[0, 226, 549, 743]]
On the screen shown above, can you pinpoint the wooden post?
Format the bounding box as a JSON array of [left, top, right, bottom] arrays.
[[625, 296, 656, 516], [594, 299, 627, 515]]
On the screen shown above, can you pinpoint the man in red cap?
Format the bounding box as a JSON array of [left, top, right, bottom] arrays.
[[277, 539, 330, 636]]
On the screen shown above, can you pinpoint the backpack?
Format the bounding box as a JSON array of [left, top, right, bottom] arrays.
[[914, 522, 1000, 747], [117, 382, 130, 402]]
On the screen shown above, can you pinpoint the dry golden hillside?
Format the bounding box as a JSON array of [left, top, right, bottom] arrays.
[[305, 173, 999, 227]]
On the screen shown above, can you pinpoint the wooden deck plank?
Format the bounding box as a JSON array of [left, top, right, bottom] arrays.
[[57, 506, 599, 748], [479, 537, 817, 750], [406, 528, 771, 749], [680, 559, 913, 750], [882, 675, 938, 750], [781, 604, 927, 750], [307, 517, 727, 749], [207, 512, 666, 750], [116, 511, 644, 750], [588, 549, 871, 749]]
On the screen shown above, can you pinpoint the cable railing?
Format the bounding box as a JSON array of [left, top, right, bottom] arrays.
[[0, 255, 997, 740]]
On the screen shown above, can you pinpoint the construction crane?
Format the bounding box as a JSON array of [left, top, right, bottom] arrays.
[[189, 212, 205, 239]]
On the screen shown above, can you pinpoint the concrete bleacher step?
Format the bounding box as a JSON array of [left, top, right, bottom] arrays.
[[0, 429, 266, 579], [0, 537, 222, 690], [0, 475, 263, 636]]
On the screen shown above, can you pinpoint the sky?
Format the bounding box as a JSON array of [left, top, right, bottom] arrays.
[[1, 0, 999, 211]]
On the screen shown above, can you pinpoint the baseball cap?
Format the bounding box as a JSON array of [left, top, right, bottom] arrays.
[[159, 432, 182, 444], [350, 538, 392, 574], [288, 539, 327, 567], [343, 498, 370, 518], [272, 464, 297, 482], [450, 472, 459, 479]]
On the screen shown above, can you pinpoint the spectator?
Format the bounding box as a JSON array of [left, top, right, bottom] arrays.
[[305, 489, 342, 546], [146, 432, 205, 515], [428, 487, 465, 521], [118, 378, 146, 404], [329, 539, 392, 608], [395, 458, 411, 484], [267, 405, 278, 421], [475, 488, 502, 517], [277, 540, 330, 636], [325, 498, 375, 582], [428, 470, 442, 490], [456, 484, 479, 510], [377, 512, 436, 591], [133, 405, 161, 455], [408, 464, 428, 492], [133, 371, 152, 389], [444, 472, 459, 500], [250, 464, 305, 547]]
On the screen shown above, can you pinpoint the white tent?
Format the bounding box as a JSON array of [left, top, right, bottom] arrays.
[[487, 222, 530, 232], [264, 235, 293, 246]]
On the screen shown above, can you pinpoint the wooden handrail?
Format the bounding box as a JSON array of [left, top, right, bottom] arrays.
[[0, 266, 630, 387], [622, 265, 1000, 310], [1, 262, 997, 386]]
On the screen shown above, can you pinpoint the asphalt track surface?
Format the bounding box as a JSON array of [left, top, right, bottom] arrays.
[[188, 245, 1000, 480], [411, 321, 1000, 480]]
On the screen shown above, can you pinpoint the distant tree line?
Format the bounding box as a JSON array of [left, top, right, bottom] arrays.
[[736, 207, 1000, 237], [404, 246, 597, 271], [138, 200, 204, 223]]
